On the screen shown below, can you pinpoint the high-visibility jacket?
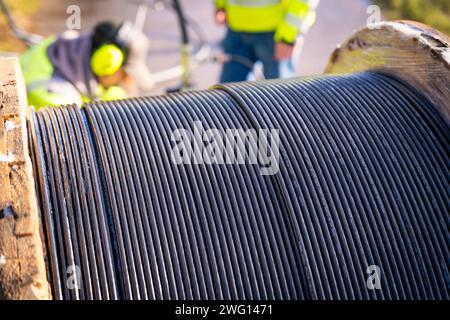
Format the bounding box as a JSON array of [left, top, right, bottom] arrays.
[[215, 0, 318, 44], [20, 35, 128, 109]]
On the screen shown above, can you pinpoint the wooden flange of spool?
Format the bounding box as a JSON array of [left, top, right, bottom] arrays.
[[326, 21, 450, 125], [0, 57, 50, 299]]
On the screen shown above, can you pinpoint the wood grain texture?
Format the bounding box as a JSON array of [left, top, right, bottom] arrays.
[[326, 21, 450, 125], [0, 57, 50, 300]]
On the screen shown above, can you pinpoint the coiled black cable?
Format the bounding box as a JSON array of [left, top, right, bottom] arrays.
[[29, 72, 450, 300]]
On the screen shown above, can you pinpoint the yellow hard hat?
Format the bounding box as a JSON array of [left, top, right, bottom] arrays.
[[90, 44, 124, 77]]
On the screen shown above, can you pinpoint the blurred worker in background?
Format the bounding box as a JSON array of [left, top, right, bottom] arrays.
[[20, 21, 154, 109], [215, 0, 319, 83]]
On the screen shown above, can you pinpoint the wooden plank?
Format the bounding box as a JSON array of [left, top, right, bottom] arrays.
[[326, 21, 450, 125], [0, 57, 50, 300]]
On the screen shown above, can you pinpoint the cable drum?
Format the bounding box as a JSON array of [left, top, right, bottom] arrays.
[[29, 72, 450, 300]]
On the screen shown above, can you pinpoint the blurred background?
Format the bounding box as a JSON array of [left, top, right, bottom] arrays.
[[1, 0, 449, 95]]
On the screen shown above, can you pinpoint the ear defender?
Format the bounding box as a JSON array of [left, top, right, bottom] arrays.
[[91, 44, 124, 77]]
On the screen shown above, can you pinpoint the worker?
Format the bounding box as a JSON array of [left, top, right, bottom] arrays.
[[215, 0, 319, 82], [20, 21, 154, 109]]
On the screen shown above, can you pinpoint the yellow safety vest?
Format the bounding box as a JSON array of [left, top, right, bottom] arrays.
[[215, 0, 317, 44], [20, 37, 128, 109]]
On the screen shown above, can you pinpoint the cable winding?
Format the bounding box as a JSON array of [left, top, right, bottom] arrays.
[[29, 72, 450, 300]]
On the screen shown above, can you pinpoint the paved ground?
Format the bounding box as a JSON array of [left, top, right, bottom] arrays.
[[31, 0, 370, 94]]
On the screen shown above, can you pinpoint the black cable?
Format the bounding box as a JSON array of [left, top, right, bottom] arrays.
[[30, 72, 450, 300], [0, 0, 43, 46]]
